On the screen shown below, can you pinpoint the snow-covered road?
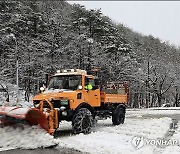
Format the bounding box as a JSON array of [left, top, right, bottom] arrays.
[[57, 110, 172, 154], [1, 109, 180, 154]]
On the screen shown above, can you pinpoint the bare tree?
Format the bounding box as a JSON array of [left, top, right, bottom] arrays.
[[150, 69, 173, 107]]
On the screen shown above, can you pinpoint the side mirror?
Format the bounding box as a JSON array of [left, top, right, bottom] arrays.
[[94, 79, 100, 85], [94, 79, 100, 90]]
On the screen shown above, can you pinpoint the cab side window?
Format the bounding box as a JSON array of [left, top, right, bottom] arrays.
[[85, 78, 99, 90], [89, 78, 95, 86]]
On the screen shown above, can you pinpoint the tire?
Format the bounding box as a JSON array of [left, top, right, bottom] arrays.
[[72, 108, 92, 134], [112, 106, 125, 125]]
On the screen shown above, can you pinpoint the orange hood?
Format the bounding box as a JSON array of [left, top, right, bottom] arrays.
[[33, 89, 78, 101]]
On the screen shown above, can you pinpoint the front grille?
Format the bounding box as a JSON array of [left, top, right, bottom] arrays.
[[33, 100, 70, 109], [52, 100, 70, 109]]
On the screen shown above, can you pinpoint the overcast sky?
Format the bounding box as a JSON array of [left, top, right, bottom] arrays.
[[68, 1, 180, 47]]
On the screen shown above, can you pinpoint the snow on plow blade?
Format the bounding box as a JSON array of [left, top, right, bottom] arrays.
[[0, 106, 49, 132]]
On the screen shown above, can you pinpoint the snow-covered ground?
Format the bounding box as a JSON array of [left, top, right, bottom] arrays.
[[57, 114, 171, 154], [1, 109, 180, 154]]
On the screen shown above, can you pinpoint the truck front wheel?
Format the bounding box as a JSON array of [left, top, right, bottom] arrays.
[[72, 108, 92, 134], [112, 106, 125, 125]]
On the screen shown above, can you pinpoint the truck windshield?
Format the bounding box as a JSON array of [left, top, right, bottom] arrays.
[[48, 75, 82, 91]]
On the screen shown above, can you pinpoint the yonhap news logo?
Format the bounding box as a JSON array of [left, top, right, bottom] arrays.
[[131, 136, 144, 149], [132, 136, 180, 149]]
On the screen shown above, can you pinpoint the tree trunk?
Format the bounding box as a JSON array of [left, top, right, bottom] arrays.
[[175, 93, 179, 107], [157, 94, 162, 107]]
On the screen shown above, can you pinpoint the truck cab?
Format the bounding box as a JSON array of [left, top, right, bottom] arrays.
[[33, 69, 100, 121]]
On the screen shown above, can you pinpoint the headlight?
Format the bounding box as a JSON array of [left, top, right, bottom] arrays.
[[60, 99, 69, 105]]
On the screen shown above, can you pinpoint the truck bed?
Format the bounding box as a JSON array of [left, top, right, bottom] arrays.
[[100, 92, 128, 104]]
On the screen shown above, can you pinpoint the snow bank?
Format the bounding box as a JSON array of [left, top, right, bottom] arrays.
[[126, 108, 180, 118], [0, 125, 58, 151]]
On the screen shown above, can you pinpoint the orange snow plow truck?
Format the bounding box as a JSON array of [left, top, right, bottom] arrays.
[[0, 69, 129, 135]]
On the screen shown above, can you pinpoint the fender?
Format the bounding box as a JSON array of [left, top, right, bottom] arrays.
[[118, 103, 126, 109], [75, 102, 94, 116], [115, 103, 126, 113]]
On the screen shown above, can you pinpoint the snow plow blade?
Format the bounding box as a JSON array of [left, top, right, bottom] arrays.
[[0, 106, 49, 132]]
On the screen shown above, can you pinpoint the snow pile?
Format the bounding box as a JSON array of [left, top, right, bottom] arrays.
[[0, 125, 58, 151], [57, 117, 171, 154]]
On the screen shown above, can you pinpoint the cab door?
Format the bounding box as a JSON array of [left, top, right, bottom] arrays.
[[84, 77, 100, 107]]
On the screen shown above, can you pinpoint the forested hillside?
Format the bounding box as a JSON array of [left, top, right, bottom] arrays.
[[1, 0, 180, 107]]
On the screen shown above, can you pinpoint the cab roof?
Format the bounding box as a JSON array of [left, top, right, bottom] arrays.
[[53, 69, 97, 78]]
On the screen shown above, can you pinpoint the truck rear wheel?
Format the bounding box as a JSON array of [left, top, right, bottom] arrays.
[[112, 106, 125, 125], [72, 108, 92, 134]]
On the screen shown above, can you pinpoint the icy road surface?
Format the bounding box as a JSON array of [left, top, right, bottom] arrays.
[[1, 108, 180, 154]]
